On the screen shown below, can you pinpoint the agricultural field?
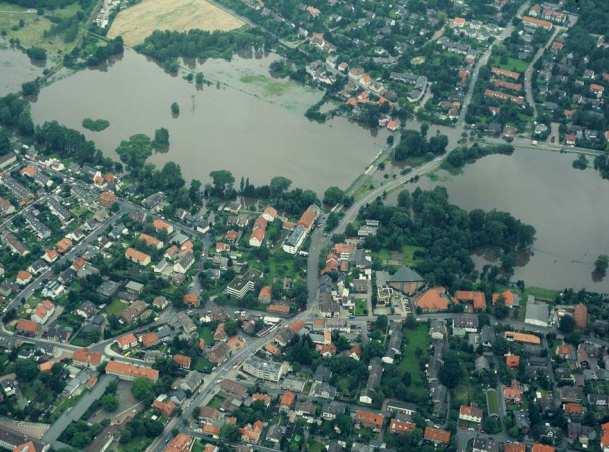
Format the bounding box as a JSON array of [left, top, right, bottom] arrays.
[[107, 0, 245, 46]]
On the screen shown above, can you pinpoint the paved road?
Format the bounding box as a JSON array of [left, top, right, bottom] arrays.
[[524, 26, 561, 118], [41, 374, 117, 446]]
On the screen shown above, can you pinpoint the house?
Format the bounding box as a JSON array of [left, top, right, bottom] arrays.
[[164, 433, 193, 452], [492, 290, 518, 307], [574, 304, 588, 329], [282, 225, 307, 254], [258, 286, 272, 304], [125, 247, 151, 266], [452, 315, 478, 336], [240, 420, 264, 444], [459, 405, 483, 423], [16, 271, 32, 286], [153, 218, 174, 234], [354, 409, 384, 432], [531, 444, 555, 452], [600, 422, 609, 452], [390, 418, 416, 435], [504, 443, 526, 452], [183, 292, 199, 307], [116, 333, 138, 351], [504, 331, 541, 345], [153, 296, 169, 310], [262, 206, 278, 222], [424, 426, 451, 445], [31, 300, 55, 324], [242, 356, 288, 382], [225, 269, 262, 299], [42, 249, 59, 263], [56, 238, 73, 254], [140, 332, 160, 349], [120, 300, 148, 324], [249, 216, 267, 247], [279, 390, 296, 411], [454, 290, 486, 311], [105, 361, 159, 382], [382, 266, 425, 295], [416, 287, 450, 312], [472, 437, 499, 452], [15, 320, 40, 336], [153, 395, 176, 417], [173, 252, 194, 274], [174, 354, 192, 370], [139, 233, 163, 250], [503, 382, 524, 403], [359, 357, 383, 404]]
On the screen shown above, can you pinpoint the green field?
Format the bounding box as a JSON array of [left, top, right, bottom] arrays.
[[525, 286, 558, 301], [491, 55, 529, 73], [104, 299, 127, 315], [198, 325, 215, 346], [486, 388, 500, 416], [398, 324, 430, 398], [240, 74, 292, 96], [0, 1, 82, 57], [354, 298, 368, 316]]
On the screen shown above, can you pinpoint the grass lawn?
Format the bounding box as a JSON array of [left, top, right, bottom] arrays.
[[307, 441, 324, 452], [194, 356, 213, 373], [486, 388, 500, 416], [240, 74, 292, 96], [104, 299, 127, 316], [398, 324, 430, 398], [491, 55, 529, 73], [118, 437, 152, 452], [207, 394, 225, 409], [354, 298, 368, 316], [525, 286, 558, 301], [402, 245, 423, 266], [198, 326, 215, 346]]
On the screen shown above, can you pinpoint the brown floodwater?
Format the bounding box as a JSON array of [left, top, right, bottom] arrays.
[[30, 50, 388, 193], [0, 45, 43, 96], [388, 149, 609, 292]]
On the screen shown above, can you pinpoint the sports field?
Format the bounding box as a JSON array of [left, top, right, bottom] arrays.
[[108, 0, 245, 46]]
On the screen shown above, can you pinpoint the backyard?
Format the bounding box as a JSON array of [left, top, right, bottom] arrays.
[[398, 323, 430, 400]]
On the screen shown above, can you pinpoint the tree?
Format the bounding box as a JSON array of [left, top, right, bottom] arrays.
[[438, 352, 462, 388], [209, 170, 235, 197], [101, 394, 119, 412], [0, 128, 10, 155], [397, 190, 411, 209], [171, 102, 180, 116], [559, 315, 575, 334], [131, 377, 155, 403], [22, 80, 39, 97], [269, 176, 291, 195], [115, 134, 153, 175], [323, 186, 345, 206], [15, 359, 39, 382], [224, 319, 239, 337], [594, 255, 609, 276], [26, 46, 46, 61], [152, 127, 170, 150]]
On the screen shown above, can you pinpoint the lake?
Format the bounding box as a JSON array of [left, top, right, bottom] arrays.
[[30, 50, 388, 193], [0, 44, 43, 96], [394, 149, 609, 292]]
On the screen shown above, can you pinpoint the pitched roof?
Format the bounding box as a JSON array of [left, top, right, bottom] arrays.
[[454, 290, 486, 310], [531, 444, 555, 452], [504, 443, 526, 452], [416, 287, 449, 311], [106, 360, 159, 381], [387, 266, 424, 283], [424, 426, 451, 444]]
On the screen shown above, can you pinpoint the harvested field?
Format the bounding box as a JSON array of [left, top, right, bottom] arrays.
[[108, 0, 245, 46]]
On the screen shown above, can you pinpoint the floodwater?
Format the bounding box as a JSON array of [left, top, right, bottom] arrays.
[[0, 44, 43, 96], [31, 50, 388, 193], [394, 149, 609, 292]]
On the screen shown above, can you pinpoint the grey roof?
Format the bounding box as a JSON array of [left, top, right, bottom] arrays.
[[387, 266, 424, 283]]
